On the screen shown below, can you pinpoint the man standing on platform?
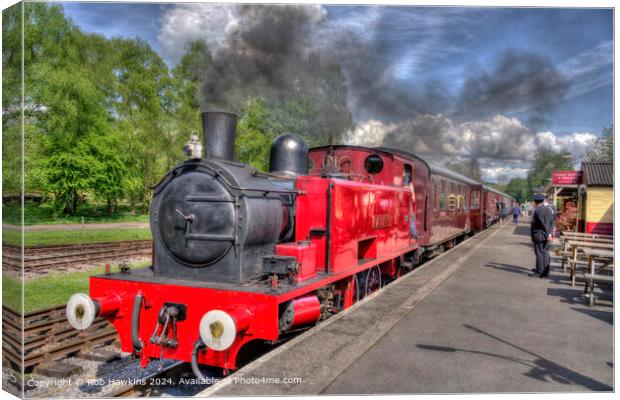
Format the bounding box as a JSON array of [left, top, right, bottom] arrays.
[[512, 203, 522, 224], [530, 194, 555, 278]]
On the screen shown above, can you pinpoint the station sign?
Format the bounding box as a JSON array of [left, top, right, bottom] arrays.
[[552, 171, 583, 186]]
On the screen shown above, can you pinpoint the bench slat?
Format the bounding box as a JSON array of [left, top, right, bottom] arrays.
[[583, 273, 614, 282]]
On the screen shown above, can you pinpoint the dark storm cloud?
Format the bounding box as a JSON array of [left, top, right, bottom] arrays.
[[454, 50, 569, 128], [317, 7, 482, 122]]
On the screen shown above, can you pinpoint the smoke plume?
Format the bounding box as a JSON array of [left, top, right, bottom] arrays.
[[454, 50, 569, 128], [199, 5, 326, 110]]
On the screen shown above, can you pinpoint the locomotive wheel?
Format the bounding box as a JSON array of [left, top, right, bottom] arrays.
[[359, 266, 382, 298], [353, 273, 361, 303]]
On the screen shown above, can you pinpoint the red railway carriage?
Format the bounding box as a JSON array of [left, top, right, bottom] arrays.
[[66, 112, 513, 376], [483, 186, 514, 227], [374, 148, 483, 241]]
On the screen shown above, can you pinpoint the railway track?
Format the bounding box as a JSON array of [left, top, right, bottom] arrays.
[[2, 303, 200, 398], [2, 240, 152, 272], [1, 305, 118, 369], [106, 361, 194, 397]]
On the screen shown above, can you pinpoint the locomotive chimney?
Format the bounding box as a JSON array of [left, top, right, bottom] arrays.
[[201, 112, 237, 161]]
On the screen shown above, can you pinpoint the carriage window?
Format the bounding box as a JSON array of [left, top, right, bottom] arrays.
[[464, 188, 470, 211], [471, 190, 480, 210], [448, 194, 456, 210], [439, 181, 447, 210], [439, 193, 446, 210], [364, 154, 384, 174]]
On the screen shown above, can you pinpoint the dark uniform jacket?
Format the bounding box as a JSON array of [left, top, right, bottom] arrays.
[[530, 205, 554, 243]]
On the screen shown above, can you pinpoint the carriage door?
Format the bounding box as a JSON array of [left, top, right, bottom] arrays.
[[403, 164, 416, 239]]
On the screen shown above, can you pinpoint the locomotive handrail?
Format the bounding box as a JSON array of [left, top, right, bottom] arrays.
[[186, 195, 236, 202], [153, 160, 299, 195], [132, 293, 144, 352], [252, 169, 299, 180], [213, 170, 299, 195], [186, 233, 235, 241]]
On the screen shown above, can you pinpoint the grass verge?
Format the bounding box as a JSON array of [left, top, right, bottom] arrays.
[[2, 228, 152, 246], [2, 262, 150, 313], [3, 201, 149, 225]]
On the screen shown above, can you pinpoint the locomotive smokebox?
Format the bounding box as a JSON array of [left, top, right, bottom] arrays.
[[269, 134, 308, 177], [202, 112, 237, 161]]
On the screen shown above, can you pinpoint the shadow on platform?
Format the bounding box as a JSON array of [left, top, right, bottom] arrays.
[[513, 225, 531, 236], [417, 324, 612, 391], [569, 307, 613, 325], [485, 262, 530, 275]]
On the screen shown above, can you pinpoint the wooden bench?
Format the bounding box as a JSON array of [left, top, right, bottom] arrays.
[[568, 259, 591, 282], [582, 271, 614, 307], [561, 231, 613, 240]]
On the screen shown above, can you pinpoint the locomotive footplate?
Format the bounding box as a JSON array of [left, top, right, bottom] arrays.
[[96, 266, 331, 295]]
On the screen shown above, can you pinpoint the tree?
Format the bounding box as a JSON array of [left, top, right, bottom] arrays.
[[267, 54, 353, 146], [110, 37, 179, 210], [235, 98, 282, 171], [504, 178, 530, 203], [2, 3, 24, 195], [35, 65, 118, 214], [3, 2, 77, 195], [447, 158, 482, 182], [584, 125, 613, 162], [89, 133, 126, 214], [526, 147, 574, 193], [169, 40, 212, 157]]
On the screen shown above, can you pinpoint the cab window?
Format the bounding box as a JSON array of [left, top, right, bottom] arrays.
[[403, 164, 412, 186]]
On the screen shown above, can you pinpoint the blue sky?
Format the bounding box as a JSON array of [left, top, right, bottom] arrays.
[[58, 2, 613, 180]]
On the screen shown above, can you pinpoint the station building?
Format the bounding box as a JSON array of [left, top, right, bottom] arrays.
[[550, 162, 613, 235]]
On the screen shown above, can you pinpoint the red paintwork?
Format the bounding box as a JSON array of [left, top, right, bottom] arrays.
[[89, 277, 279, 370], [94, 294, 121, 316], [88, 145, 513, 371], [552, 171, 583, 185], [585, 221, 613, 235], [290, 296, 321, 328], [275, 242, 317, 281], [484, 190, 498, 227], [427, 175, 471, 245], [482, 189, 513, 227], [469, 186, 484, 231]]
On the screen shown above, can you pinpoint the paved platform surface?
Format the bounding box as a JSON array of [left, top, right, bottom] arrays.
[[201, 224, 613, 396]]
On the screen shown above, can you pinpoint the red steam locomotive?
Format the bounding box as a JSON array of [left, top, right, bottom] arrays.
[[66, 112, 513, 376]]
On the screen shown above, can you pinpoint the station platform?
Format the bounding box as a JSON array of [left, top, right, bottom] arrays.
[[200, 224, 613, 395]]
